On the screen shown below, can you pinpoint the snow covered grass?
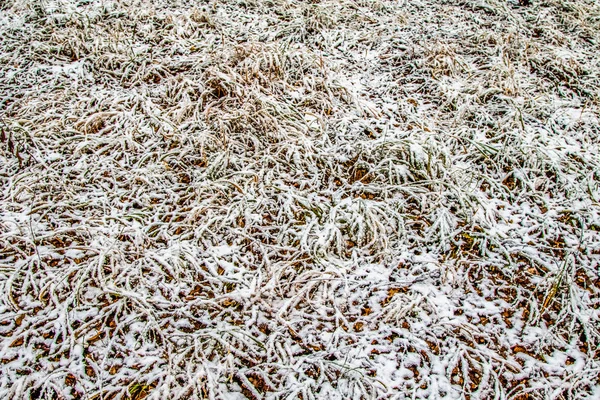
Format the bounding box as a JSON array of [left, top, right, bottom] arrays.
[[1, 0, 599, 398]]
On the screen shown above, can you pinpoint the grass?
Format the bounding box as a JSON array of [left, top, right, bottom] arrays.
[[1, 0, 599, 399]]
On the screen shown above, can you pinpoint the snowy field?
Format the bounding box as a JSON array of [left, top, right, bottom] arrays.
[[1, 0, 599, 398]]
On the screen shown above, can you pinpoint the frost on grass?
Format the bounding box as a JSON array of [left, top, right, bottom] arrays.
[[1, 0, 599, 399]]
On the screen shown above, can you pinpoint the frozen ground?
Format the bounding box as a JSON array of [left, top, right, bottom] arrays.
[[1, 0, 599, 398]]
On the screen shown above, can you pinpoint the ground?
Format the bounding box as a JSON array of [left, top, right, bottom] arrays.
[[1, 0, 599, 399]]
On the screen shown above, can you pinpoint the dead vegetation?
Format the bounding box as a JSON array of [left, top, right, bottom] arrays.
[[1, 0, 599, 399]]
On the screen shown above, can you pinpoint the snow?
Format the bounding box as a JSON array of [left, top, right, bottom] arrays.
[[1, 0, 600, 398]]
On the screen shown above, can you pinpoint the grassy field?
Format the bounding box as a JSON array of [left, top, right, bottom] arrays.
[[1, 0, 599, 398]]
